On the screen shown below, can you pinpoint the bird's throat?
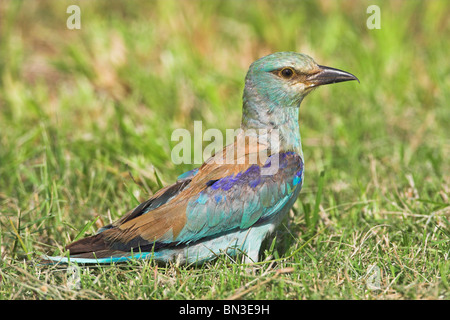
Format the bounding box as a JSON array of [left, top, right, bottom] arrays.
[[241, 101, 303, 155]]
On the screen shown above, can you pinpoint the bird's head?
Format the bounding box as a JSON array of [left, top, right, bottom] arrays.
[[244, 52, 359, 110]]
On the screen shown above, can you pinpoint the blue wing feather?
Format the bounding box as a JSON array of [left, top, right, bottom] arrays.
[[177, 167, 199, 181]]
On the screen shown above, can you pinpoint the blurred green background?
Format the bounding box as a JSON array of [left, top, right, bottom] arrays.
[[0, 0, 449, 299]]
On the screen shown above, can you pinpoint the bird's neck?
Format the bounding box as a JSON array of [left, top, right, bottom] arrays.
[[241, 98, 303, 155]]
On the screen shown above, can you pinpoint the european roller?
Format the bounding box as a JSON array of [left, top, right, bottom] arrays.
[[45, 52, 358, 265]]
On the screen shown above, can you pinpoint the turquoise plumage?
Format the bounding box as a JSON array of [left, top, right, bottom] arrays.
[[44, 52, 358, 265]]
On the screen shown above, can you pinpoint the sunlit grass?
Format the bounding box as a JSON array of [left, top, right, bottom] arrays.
[[0, 0, 449, 299]]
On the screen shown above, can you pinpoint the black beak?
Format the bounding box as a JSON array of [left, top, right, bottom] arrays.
[[307, 65, 359, 86]]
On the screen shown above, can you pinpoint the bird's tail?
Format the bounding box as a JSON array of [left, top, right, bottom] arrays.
[[41, 251, 156, 265], [41, 233, 158, 265]]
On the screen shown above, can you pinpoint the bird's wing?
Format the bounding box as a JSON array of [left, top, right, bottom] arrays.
[[66, 140, 303, 256], [94, 166, 201, 234], [175, 151, 304, 243]]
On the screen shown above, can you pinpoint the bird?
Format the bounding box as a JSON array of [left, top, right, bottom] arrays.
[[44, 52, 358, 265]]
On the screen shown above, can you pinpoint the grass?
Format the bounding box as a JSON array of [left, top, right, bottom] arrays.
[[0, 0, 449, 300]]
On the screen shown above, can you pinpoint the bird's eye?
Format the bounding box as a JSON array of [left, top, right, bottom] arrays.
[[280, 67, 295, 79]]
